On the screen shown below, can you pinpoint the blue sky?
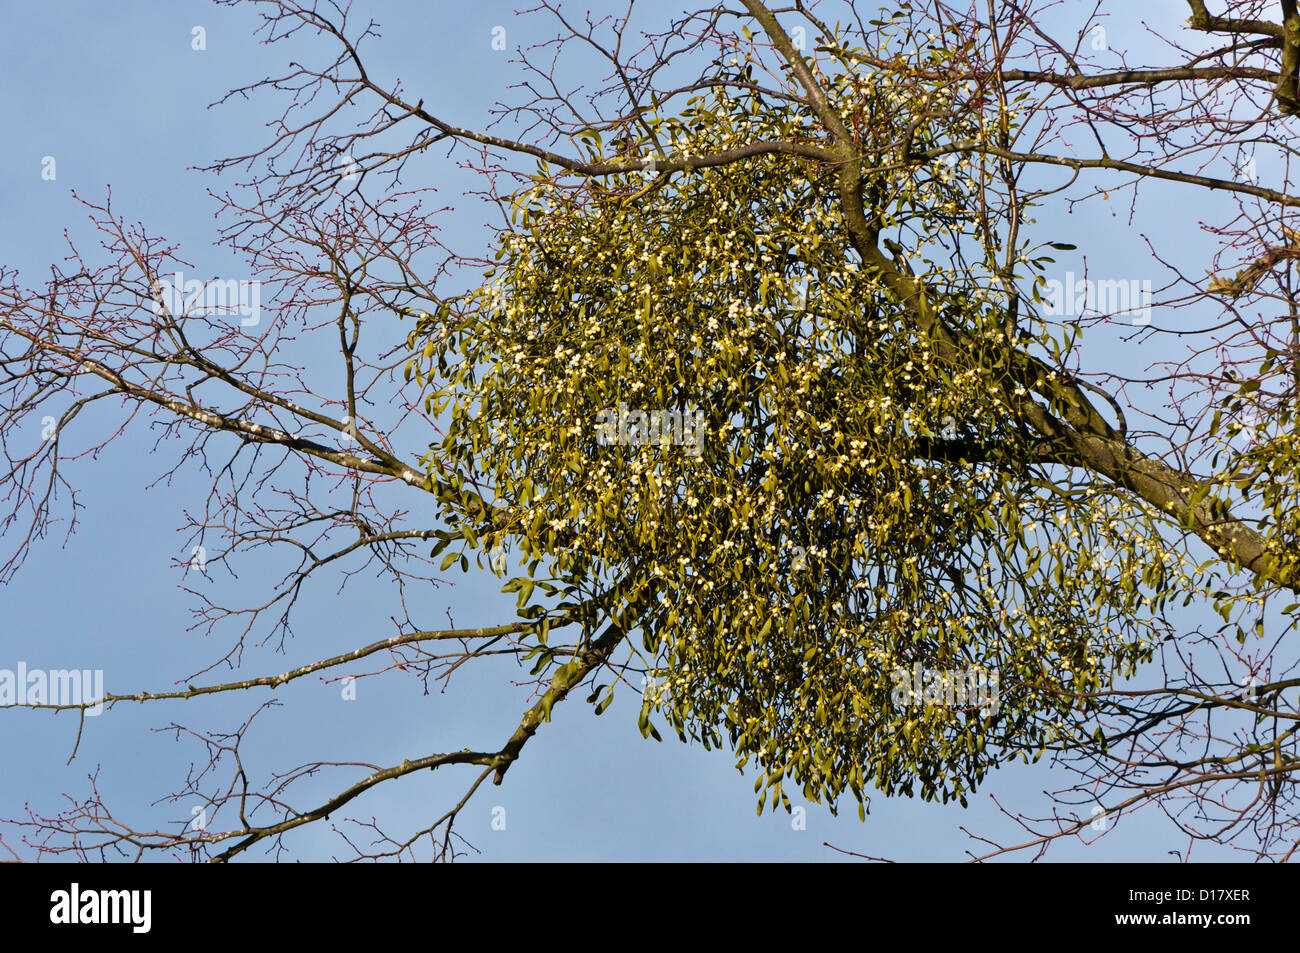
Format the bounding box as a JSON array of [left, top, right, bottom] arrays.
[[0, 0, 1257, 861]]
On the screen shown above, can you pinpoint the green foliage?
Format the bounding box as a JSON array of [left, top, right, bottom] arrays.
[[409, 49, 1190, 815]]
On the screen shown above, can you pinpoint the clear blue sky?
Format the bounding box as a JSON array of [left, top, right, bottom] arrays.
[[0, 0, 1248, 861]]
